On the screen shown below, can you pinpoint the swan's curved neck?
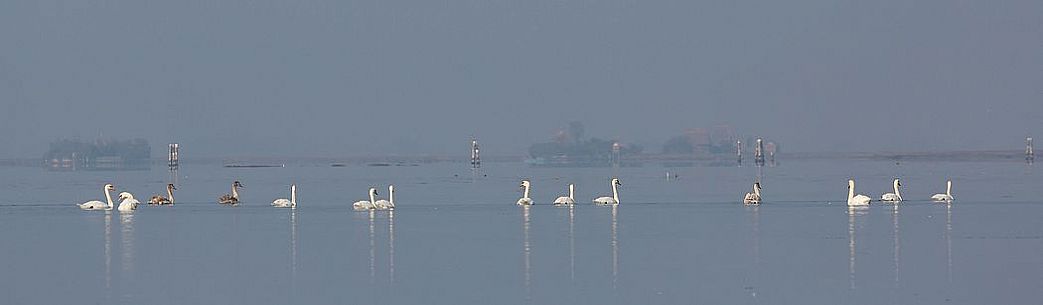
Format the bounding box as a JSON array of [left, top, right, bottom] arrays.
[[104, 187, 113, 208], [848, 182, 855, 201], [568, 184, 574, 199], [946, 181, 952, 196], [231, 184, 239, 199], [523, 184, 530, 199], [754, 185, 761, 197], [167, 186, 174, 203], [290, 185, 297, 206], [894, 181, 902, 199], [388, 186, 394, 207], [611, 182, 619, 203], [369, 190, 376, 204]]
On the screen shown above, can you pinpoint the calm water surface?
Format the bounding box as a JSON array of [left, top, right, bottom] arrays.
[[0, 160, 1040, 304]]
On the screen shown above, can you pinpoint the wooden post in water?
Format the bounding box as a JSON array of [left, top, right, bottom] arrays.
[[754, 138, 765, 167], [168, 143, 179, 169], [470, 138, 481, 169], [1027, 137, 1034, 164], [736, 140, 743, 166]]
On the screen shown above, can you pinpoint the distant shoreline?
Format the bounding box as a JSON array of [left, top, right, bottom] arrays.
[[0, 149, 1032, 168]]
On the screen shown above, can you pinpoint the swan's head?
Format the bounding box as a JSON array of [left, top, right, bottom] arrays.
[[894, 179, 901, 187], [848, 179, 855, 188], [388, 185, 394, 192], [754, 182, 761, 190], [519, 180, 530, 188], [290, 184, 296, 191], [118, 192, 134, 200], [167, 183, 176, 190], [104, 184, 115, 191], [233, 181, 244, 188], [612, 178, 621, 186], [369, 187, 378, 196]]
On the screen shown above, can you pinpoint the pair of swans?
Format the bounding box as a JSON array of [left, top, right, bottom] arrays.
[[149, 184, 176, 205], [218, 181, 244, 205], [743, 182, 762, 204], [518, 178, 621, 205], [272, 184, 297, 209], [353, 185, 395, 210], [77, 183, 139, 211]]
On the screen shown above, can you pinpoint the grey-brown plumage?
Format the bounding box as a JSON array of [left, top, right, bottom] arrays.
[[218, 181, 244, 205], [149, 183, 176, 205]]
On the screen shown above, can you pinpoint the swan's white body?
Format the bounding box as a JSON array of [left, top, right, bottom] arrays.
[[743, 182, 762, 204], [593, 178, 621, 205], [931, 180, 954, 202], [79, 184, 115, 210], [881, 179, 902, 202], [117, 192, 140, 212], [517, 180, 533, 205], [353, 188, 378, 211], [374, 185, 395, 210], [272, 184, 296, 208], [149, 184, 175, 205], [847, 179, 871, 206], [554, 184, 575, 205]]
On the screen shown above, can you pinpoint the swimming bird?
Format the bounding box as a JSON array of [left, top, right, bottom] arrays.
[[149, 184, 176, 205], [117, 192, 140, 212], [553, 184, 576, 205], [517, 180, 533, 205], [593, 178, 621, 205], [931, 180, 954, 202], [218, 181, 244, 205], [353, 187, 378, 211], [847, 179, 871, 206], [272, 184, 297, 208], [743, 182, 762, 204], [881, 179, 902, 203], [374, 185, 395, 210], [79, 183, 116, 210]]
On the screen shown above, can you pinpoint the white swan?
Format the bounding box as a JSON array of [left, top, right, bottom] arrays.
[[374, 185, 395, 210], [847, 179, 871, 206], [218, 181, 244, 205], [149, 184, 175, 205], [743, 182, 762, 204], [272, 184, 297, 208], [931, 180, 954, 202], [353, 187, 378, 211], [517, 180, 533, 205], [553, 184, 576, 205], [79, 183, 116, 210], [593, 178, 621, 205], [881, 179, 902, 202], [117, 192, 140, 212]]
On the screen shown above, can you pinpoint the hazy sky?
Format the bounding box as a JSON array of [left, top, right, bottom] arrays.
[[1, 0, 1040, 158]]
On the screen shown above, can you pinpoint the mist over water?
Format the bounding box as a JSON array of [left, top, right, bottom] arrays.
[[1, 0, 1042, 158]]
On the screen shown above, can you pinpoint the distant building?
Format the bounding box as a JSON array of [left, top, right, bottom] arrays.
[[44, 138, 151, 171]]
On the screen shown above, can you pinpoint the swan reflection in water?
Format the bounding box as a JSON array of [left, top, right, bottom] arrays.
[[946, 204, 952, 283], [120, 212, 136, 302], [104, 212, 113, 296], [289, 210, 298, 293], [369, 210, 376, 284], [388, 210, 395, 285], [848, 206, 868, 290], [521, 205, 532, 300], [892, 205, 901, 290], [611, 205, 619, 290]]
